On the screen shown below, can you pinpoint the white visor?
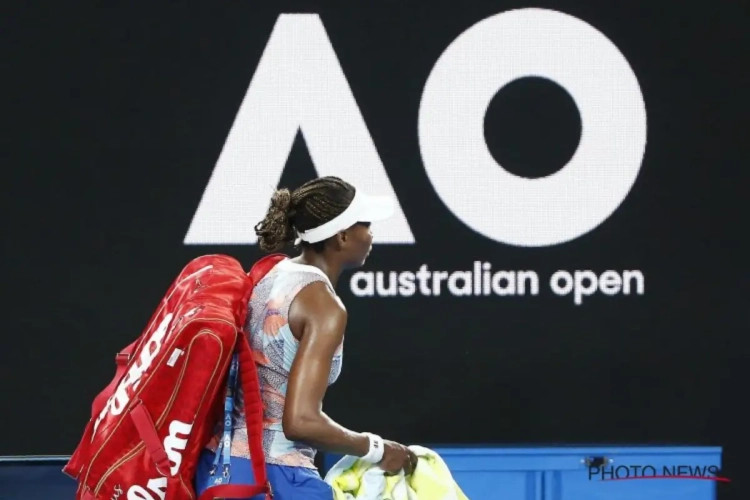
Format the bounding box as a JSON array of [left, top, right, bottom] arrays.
[[295, 188, 394, 244]]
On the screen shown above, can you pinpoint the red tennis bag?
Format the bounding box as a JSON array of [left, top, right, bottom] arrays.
[[64, 253, 286, 500]]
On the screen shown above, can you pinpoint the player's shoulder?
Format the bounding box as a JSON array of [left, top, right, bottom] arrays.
[[293, 280, 347, 322]]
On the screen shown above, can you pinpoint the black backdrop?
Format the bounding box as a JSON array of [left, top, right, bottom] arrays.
[[4, 1, 749, 499]]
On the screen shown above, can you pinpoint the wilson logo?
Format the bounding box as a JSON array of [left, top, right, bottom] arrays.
[[93, 314, 174, 436], [126, 419, 193, 500]]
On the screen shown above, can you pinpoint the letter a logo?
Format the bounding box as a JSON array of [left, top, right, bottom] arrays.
[[184, 14, 414, 245]]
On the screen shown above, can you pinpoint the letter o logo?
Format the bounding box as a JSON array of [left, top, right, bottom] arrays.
[[419, 8, 647, 247]]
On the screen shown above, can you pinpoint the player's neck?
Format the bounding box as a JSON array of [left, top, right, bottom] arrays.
[[292, 250, 342, 288]]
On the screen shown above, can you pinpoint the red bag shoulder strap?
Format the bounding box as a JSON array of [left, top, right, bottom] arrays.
[[248, 253, 287, 286], [199, 254, 286, 500]]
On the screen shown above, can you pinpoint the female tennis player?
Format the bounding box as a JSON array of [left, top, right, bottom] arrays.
[[193, 176, 417, 499]]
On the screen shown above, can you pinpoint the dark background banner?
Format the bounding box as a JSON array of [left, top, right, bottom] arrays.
[[4, 1, 748, 498]]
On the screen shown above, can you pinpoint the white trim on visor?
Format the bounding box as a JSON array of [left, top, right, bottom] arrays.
[[294, 189, 394, 244]]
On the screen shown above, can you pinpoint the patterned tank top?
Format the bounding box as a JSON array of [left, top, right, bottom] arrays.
[[207, 258, 343, 469]]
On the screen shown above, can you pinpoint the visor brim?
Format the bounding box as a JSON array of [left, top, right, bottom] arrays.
[[355, 194, 394, 223]]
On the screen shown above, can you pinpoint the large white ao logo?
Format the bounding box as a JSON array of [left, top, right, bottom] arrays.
[[184, 9, 647, 248]]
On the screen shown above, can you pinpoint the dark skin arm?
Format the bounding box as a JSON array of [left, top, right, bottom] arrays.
[[281, 281, 370, 457]]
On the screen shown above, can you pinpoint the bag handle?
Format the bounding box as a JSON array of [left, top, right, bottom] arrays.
[[91, 342, 137, 419], [64, 340, 139, 479]]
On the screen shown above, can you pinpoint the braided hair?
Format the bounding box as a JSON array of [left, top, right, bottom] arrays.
[[254, 176, 355, 253]]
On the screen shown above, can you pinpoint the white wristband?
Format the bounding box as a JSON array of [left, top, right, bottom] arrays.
[[360, 433, 385, 464]]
